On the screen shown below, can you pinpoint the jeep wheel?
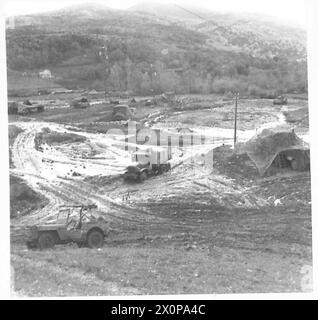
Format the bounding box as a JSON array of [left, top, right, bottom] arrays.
[[38, 232, 55, 249], [291, 159, 299, 171], [86, 230, 104, 248]]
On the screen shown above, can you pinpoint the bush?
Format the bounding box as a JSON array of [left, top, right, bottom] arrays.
[[247, 85, 276, 98], [211, 77, 248, 95]]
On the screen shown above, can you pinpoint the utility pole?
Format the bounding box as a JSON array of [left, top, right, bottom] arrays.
[[101, 44, 110, 101], [234, 92, 239, 145]]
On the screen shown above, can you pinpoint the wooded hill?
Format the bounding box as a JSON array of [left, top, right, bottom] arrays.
[[6, 3, 307, 96]]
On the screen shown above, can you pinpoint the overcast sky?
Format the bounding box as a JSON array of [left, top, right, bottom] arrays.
[[3, 0, 309, 27]]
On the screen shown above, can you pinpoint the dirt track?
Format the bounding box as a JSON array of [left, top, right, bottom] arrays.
[[10, 121, 227, 238], [10, 115, 311, 248], [10, 122, 166, 233], [9, 97, 312, 295]]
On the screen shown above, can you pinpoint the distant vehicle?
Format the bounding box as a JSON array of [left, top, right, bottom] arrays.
[[110, 99, 120, 105], [20, 105, 45, 115], [124, 148, 171, 182], [37, 89, 51, 96], [26, 204, 108, 249], [8, 100, 45, 115], [273, 96, 288, 105], [71, 97, 90, 108], [112, 104, 134, 121], [145, 99, 155, 106]]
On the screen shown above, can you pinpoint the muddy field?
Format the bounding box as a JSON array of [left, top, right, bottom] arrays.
[[9, 94, 312, 296]]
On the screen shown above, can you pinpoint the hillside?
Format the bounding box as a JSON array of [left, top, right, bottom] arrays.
[[128, 2, 211, 23], [129, 3, 306, 60], [6, 2, 307, 96]]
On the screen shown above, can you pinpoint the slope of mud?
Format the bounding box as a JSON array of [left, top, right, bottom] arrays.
[[10, 175, 48, 218]]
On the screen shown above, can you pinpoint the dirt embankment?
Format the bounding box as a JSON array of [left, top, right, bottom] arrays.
[[213, 145, 259, 182], [9, 125, 48, 218], [10, 175, 49, 218], [9, 125, 24, 168], [9, 125, 23, 145], [34, 128, 87, 151]]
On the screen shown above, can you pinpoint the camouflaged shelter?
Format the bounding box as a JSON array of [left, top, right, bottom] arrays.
[[242, 128, 310, 176]]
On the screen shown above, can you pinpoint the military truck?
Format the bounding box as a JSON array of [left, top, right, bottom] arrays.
[[8, 100, 45, 115], [124, 148, 171, 182], [71, 97, 90, 109], [112, 104, 134, 121], [26, 204, 108, 249]]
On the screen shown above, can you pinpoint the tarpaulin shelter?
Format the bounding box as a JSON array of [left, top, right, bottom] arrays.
[[242, 128, 309, 176]]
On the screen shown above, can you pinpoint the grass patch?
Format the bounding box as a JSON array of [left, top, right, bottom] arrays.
[[11, 243, 310, 296]]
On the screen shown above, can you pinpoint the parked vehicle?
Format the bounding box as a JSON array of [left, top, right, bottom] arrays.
[[71, 97, 90, 108], [124, 148, 171, 182], [112, 104, 134, 121], [273, 96, 288, 105], [8, 100, 45, 115]]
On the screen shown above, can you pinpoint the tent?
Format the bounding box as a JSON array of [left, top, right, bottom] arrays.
[[242, 128, 309, 176]]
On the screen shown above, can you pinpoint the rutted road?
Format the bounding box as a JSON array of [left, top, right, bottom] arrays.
[[10, 121, 212, 241], [10, 122, 170, 230], [9, 106, 299, 242]]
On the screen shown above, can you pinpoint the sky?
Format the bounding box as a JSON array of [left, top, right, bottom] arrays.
[[3, 0, 309, 27]]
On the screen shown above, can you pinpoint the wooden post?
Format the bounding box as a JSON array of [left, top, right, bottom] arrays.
[[103, 45, 109, 101], [234, 92, 239, 145]]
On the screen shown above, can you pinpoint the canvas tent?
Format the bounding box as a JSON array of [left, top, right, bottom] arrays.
[[242, 128, 309, 176]]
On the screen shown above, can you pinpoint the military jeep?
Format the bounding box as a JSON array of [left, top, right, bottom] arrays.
[[26, 204, 108, 250]]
